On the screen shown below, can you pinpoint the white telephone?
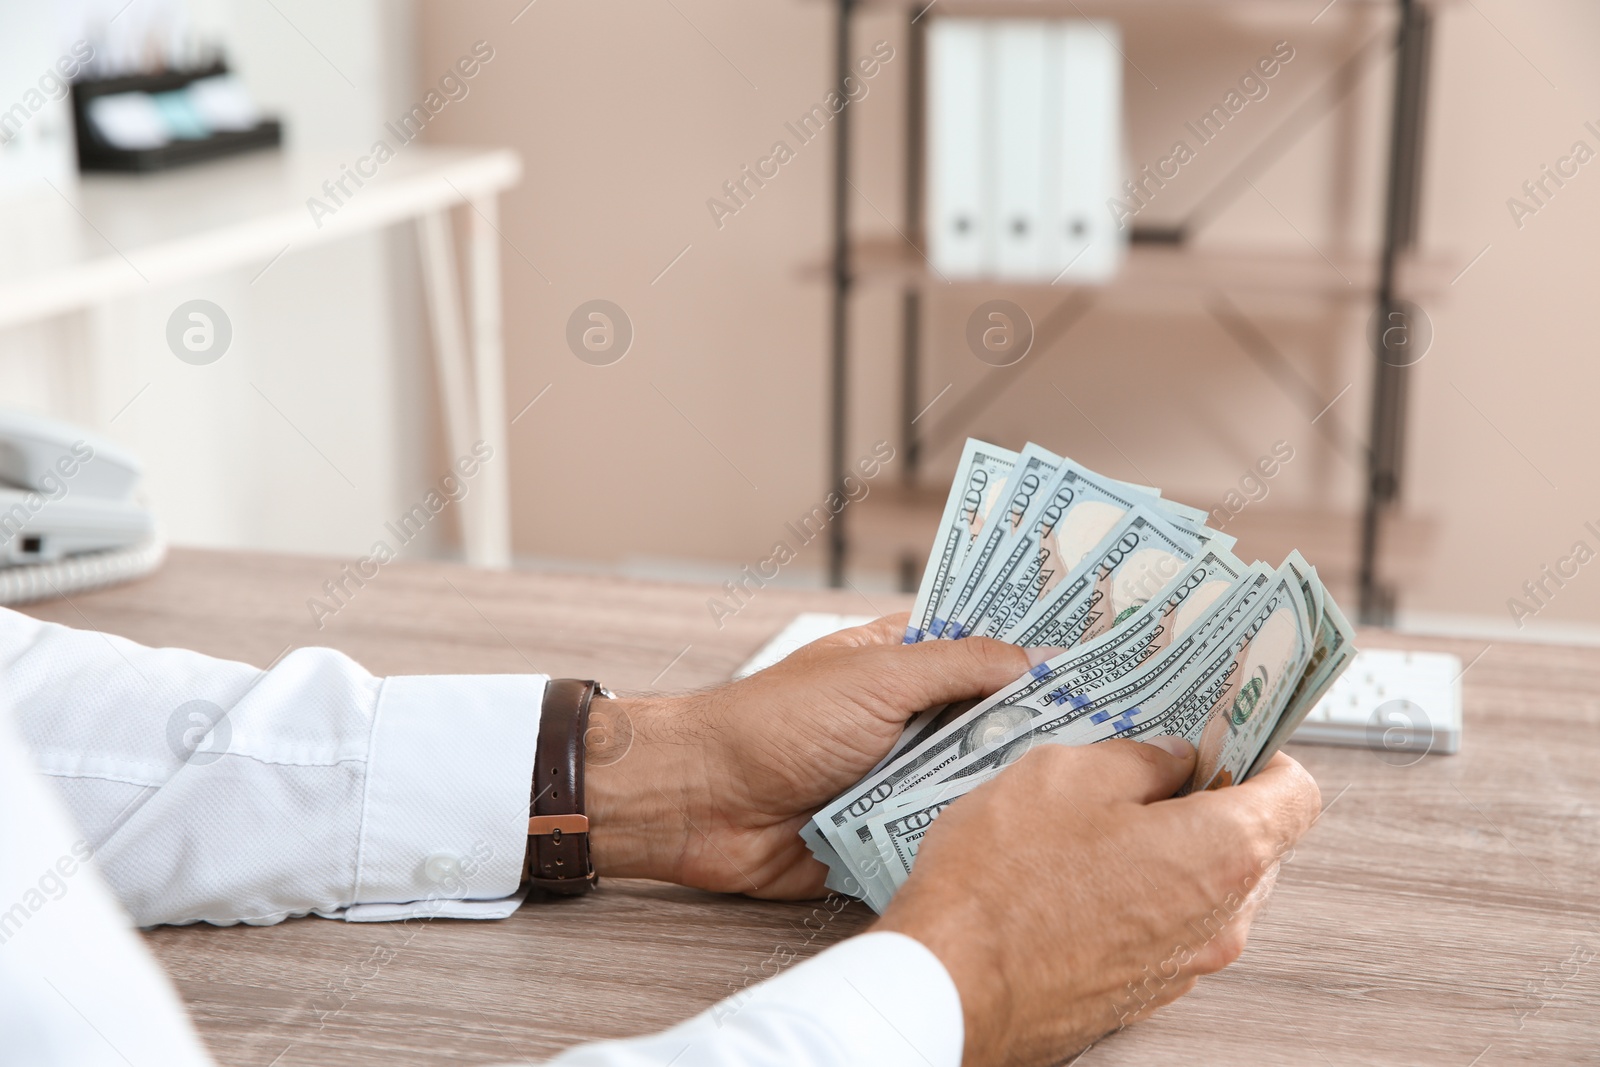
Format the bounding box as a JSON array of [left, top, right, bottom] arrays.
[[0, 409, 163, 604]]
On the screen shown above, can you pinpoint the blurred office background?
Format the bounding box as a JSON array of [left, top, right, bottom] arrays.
[[2, 0, 1597, 640]]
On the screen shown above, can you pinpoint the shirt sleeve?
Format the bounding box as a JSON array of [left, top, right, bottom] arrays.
[[0, 606, 544, 927], [530, 931, 964, 1067], [0, 699, 216, 1067], [0, 609, 971, 1067]]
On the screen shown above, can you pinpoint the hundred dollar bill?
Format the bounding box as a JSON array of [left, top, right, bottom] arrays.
[[842, 786, 944, 909], [924, 567, 1276, 787], [1191, 587, 1314, 790], [854, 570, 1346, 906], [868, 800, 947, 892], [809, 439, 1361, 903], [1283, 550, 1325, 643], [859, 779, 984, 899], [817, 574, 1271, 890], [930, 444, 1067, 639], [844, 566, 1305, 902], [825, 476, 1209, 857], [848, 567, 1283, 900], [966, 562, 1343, 797], [823, 561, 1343, 901], [972, 511, 1236, 645], [1291, 591, 1355, 719], [809, 752, 946, 899], [1039, 473, 1212, 535], [1066, 567, 1314, 792], [816, 825, 895, 905], [810, 510, 1205, 855], [1152, 497, 1213, 533], [1024, 548, 1251, 709], [1244, 585, 1357, 779], [903, 439, 1018, 643], [803, 684, 974, 890], [1240, 556, 1342, 742], [1006, 492, 1230, 636], [813, 843, 854, 896], [805, 693, 986, 895], [999, 508, 1207, 648], [815, 548, 1251, 845], [936, 461, 1167, 641]]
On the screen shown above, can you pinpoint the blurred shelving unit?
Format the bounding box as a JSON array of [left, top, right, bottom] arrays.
[[811, 237, 1456, 300], [818, 0, 1450, 625]]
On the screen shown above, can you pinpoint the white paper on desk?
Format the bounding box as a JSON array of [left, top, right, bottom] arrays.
[[733, 613, 874, 679]]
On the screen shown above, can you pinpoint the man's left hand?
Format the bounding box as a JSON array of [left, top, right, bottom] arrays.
[[584, 612, 1040, 898]]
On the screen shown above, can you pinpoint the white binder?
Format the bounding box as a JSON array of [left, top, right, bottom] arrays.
[[927, 19, 991, 279], [993, 21, 1049, 279], [926, 17, 1125, 283], [1052, 21, 1125, 283]]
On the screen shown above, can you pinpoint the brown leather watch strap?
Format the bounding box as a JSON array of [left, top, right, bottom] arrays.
[[525, 678, 603, 894]]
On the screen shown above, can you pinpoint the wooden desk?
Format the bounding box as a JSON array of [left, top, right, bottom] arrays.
[[20, 549, 1600, 1066]]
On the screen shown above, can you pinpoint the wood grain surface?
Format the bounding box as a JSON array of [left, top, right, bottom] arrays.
[[20, 548, 1600, 1066]]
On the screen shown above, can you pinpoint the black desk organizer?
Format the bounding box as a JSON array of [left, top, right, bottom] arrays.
[[71, 62, 282, 173]]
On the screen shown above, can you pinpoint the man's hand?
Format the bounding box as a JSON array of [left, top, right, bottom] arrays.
[[583, 612, 1041, 898], [875, 741, 1322, 1067]]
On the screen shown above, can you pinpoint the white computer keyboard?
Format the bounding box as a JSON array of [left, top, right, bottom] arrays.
[[1293, 647, 1462, 755], [736, 616, 1463, 757]]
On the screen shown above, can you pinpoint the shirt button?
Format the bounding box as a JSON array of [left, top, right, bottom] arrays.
[[423, 853, 461, 885]]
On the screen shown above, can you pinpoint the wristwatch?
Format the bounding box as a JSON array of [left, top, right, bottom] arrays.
[[524, 678, 611, 895]]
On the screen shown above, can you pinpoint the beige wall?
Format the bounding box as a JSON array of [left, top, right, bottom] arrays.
[[417, 0, 1600, 634]]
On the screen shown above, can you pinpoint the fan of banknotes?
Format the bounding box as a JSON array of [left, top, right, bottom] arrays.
[[802, 439, 1357, 913]]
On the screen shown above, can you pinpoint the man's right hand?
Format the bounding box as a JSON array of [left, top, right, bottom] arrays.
[[875, 740, 1321, 1067]]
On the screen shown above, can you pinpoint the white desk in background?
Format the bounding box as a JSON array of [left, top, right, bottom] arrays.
[[0, 146, 522, 569]]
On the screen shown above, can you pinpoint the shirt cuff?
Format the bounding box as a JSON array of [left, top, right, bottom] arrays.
[[539, 930, 963, 1067], [349, 673, 546, 916], [750, 931, 963, 1066]]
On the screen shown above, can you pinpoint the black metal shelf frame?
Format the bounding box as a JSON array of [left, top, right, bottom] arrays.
[[824, 0, 1433, 625]]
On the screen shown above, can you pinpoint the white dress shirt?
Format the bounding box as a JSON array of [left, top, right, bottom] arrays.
[[0, 606, 964, 1066]]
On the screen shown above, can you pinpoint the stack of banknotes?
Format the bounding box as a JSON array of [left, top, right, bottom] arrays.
[[802, 439, 1356, 913]]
